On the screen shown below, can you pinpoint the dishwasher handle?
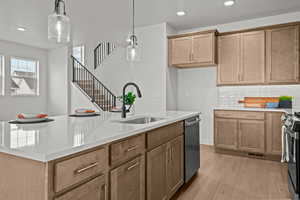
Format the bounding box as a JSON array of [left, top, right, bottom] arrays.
[[185, 117, 200, 127]]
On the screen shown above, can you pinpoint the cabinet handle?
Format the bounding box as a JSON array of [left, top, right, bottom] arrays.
[[74, 162, 99, 175], [170, 148, 173, 161], [126, 162, 140, 171], [103, 184, 108, 200], [126, 146, 138, 152]]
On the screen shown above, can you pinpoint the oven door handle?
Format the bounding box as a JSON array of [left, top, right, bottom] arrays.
[[294, 139, 297, 163]]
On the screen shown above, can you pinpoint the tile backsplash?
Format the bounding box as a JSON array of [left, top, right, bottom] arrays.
[[218, 85, 300, 108]]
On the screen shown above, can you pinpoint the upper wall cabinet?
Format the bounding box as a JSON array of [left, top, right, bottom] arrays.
[[240, 31, 265, 84], [266, 25, 300, 84], [217, 34, 241, 84], [168, 30, 217, 68], [218, 31, 265, 85]]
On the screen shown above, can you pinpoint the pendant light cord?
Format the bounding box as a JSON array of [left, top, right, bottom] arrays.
[[132, 0, 135, 36]]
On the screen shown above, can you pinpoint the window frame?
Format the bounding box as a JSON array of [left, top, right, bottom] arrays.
[[0, 55, 4, 96], [72, 45, 85, 65], [9, 56, 40, 97]]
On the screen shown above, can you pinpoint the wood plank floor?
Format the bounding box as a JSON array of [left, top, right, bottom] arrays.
[[172, 145, 291, 200]]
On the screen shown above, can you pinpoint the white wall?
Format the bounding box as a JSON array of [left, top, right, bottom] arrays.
[[48, 47, 69, 116], [166, 24, 178, 111], [0, 40, 48, 121], [71, 23, 168, 114], [175, 12, 300, 145]]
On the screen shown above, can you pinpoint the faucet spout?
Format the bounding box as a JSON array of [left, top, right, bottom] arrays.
[[122, 82, 142, 118]]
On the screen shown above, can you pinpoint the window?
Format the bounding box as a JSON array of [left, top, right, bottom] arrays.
[[73, 46, 85, 64], [0, 56, 4, 95], [10, 57, 39, 96]]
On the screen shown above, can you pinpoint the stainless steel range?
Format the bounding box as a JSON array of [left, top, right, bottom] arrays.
[[283, 112, 300, 200]]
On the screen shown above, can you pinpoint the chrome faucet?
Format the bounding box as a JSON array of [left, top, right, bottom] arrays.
[[122, 82, 142, 118]]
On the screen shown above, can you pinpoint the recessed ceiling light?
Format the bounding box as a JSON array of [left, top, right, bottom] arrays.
[[224, 0, 235, 7], [17, 27, 26, 32], [177, 11, 186, 16]]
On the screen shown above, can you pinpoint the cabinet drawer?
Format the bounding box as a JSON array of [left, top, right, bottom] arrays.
[[147, 122, 184, 150], [214, 110, 265, 120], [55, 175, 107, 200], [110, 134, 145, 166], [55, 147, 108, 193]]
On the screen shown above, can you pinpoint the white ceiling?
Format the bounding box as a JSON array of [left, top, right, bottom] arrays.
[[1, 0, 300, 49]]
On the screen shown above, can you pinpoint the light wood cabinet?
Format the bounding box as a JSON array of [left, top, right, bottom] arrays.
[[147, 144, 168, 200], [55, 175, 108, 200], [192, 33, 216, 64], [147, 136, 184, 200], [170, 37, 192, 65], [214, 110, 283, 160], [266, 25, 300, 84], [110, 156, 145, 200], [169, 30, 217, 67], [238, 119, 265, 153], [166, 136, 184, 198], [218, 24, 300, 86], [266, 112, 283, 155], [1, 121, 186, 200], [218, 31, 266, 85], [217, 34, 240, 84], [240, 31, 265, 84], [214, 118, 238, 150]]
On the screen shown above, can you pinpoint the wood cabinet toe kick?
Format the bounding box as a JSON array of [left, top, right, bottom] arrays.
[[0, 121, 186, 200]]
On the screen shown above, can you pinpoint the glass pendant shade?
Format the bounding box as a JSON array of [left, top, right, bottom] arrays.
[[48, 13, 71, 43], [126, 43, 140, 62]]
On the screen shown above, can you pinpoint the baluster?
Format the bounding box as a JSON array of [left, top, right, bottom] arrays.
[[92, 77, 95, 102]]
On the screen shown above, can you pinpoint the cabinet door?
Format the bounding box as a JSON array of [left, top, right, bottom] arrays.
[[240, 31, 265, 84], [110, 156, 145, 200], [238, 120, 265, 153], [217, 34, 241, 85], [214, 118, 238, 150], [170, 37, 192, 65], [192, 33, 215, 64], [266, 112, 283, 155], [266, 26, 300, 83], [55, 175, 107, 200], [147, 144, 168, 200], [167, 136, 184, 198]]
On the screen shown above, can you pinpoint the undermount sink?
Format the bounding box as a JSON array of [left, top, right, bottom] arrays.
[[120, 117, 164, 124]]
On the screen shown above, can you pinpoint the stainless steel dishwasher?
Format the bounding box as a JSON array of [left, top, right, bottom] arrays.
[[184, 115, 200, 183]]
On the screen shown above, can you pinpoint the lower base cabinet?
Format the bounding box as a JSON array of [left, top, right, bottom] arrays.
[[147, 136, 184, 200], [214, 110, 283, 160], [110, 156, 145, 200], [238, 119, 265, 153], [54, 175, 108, 200]]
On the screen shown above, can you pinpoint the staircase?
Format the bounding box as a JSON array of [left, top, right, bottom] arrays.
[[94, 42, 116, 69], [71, 56, 117, 111]]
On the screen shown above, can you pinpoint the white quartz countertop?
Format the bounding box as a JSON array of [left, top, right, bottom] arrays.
[[214, 106, 293, 113], [0, 111, 200, 162]]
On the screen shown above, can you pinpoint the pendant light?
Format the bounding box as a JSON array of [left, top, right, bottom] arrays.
[[48, 0, 71, 43], [126, 0, 141, 62]]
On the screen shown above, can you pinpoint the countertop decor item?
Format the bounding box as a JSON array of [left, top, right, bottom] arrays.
[[48, 0, 71, 43], [279, 96, 293, 108], [9, 119, 54, 124], [238, 97, 279, 108]]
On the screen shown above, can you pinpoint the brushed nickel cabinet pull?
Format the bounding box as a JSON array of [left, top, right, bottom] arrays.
[[126, 162, 140, 171], [126, 146, 138, 152], [104, 184, 108, 200], [74, 162, 99, 174]]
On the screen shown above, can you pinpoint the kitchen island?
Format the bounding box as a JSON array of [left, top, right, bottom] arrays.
[[0, 111, 200, 200]]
